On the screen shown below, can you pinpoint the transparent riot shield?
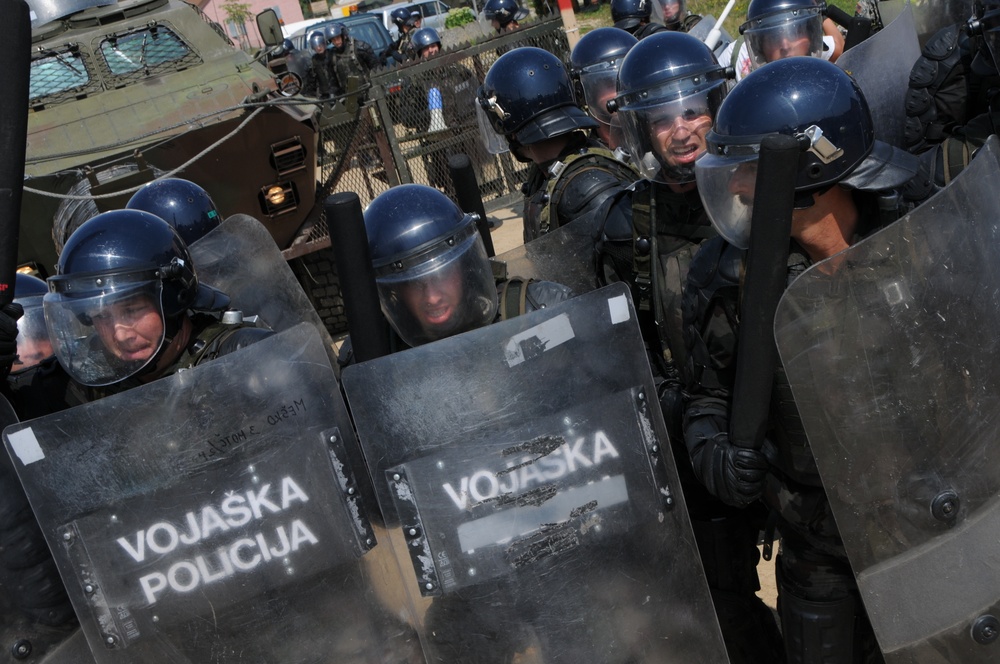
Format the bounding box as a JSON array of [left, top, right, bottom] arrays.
[[493, 217, 599, 296], [880, 0, 975, 46], [190, 214, 337, 355], [342, 283, 729, 663], [3, 323, 421, 663], [837, 4, 920, 148], [774, 136, 1000, 663]]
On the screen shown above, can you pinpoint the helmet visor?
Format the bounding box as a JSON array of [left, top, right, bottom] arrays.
[[695, 151, 758, 249], [375, 223, 498, 347], [616, 82, 724, 183], [652, 0, 685, 26], [579, 63, 620, 125], [743, 10, 824, 70], [12, 296, 53, 372], [44, 273, 167, 386], [476, 99, 510, 154]]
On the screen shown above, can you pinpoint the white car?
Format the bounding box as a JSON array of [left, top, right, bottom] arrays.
[[373, 0, 451, 41]]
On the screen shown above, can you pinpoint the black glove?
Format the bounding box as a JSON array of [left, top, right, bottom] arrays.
[[701, 432, 769, 508], [0, 301, 23, 381]]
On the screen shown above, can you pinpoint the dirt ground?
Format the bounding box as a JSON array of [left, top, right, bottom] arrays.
[[486, 207, 780, 613]]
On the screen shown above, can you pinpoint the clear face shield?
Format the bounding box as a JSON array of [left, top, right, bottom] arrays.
[[476, 94, 511, 155], [695, 150, 759, 249], [615, 78, 725, 183], [43, 272, 167, 386], [12, 294, 53, 372], [578, 61, 621, 126], [652, 0, 686, 26], [743, 9, 824, 70], [375, 220, 498, 347]]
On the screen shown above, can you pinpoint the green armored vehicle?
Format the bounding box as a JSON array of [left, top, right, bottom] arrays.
[[23, 0, 348, 331]]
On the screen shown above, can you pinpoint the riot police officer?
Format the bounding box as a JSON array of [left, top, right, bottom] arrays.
[[9, 274, 51, 373], [611, 0, 665, 37], [402, 28, 491, 196], [383, 6, 420, 64], [0, 210, 272, 659], [597, 30, 785, 664], [483, 0, 529, 33], [327, 23, 380, 95], [126, 177, 222, 246], [722, 0, 845, 80], [569, 27, 638, 148], [477, 47, 636, 243], [684, 57, 933, 664], [301, 30, 336, 98], [42, 211, 267, 402]]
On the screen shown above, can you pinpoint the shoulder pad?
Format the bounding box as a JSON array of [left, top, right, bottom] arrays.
[[681, 14, 702, 31], [922, 23, 962, 62], [525, 280, 574, 310], [686, 236, 741, 294]]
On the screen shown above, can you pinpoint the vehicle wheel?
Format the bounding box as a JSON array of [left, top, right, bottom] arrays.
[[289, 245, 349, 336]]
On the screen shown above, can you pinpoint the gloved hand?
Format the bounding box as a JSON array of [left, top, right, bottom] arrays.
[[700, 432, 769, 508], [0, 301, 23, 381]]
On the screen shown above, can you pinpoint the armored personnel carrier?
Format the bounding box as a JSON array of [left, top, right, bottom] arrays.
[[22, 0, 348, 332]]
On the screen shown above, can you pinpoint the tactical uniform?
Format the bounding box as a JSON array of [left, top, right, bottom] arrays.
[[520, 136, 638, 242], [301, 30, 336, 98], [330, 33, 380, 96]]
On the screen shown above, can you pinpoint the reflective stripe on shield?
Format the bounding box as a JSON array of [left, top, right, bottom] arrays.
[[774, 136, 1000, 662], [342, 283, 730, 663]]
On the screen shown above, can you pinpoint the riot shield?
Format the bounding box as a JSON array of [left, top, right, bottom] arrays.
[[774, 136, 1000, 663], [493, 216, 599, 296], [342, 283, 730, 663], [879, 0, 975, 46], [3, 323, 421, 663], [189, 214, 338, 360], [837, 3, 920, 148]]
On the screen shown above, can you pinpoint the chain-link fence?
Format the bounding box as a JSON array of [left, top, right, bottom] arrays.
[[312, 18, 571, 215]]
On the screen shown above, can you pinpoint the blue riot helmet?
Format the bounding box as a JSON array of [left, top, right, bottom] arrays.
[[126, 178, 222, 246], [44, 210, 229, 386], [280, 38, 295, 55], [695, 58, 874, 248], [611, 0, 653, 32], [483, 0, 529, 30], [476, 47, 597, 155], [390, 6, 415, 30], [570, 28, 638, 126], [308, 30, 326, 54], [411, 27, 441, 55], [609, 31, 730, 183], [365, 185, 498, 347], [11, 273, 52, 372], [740, 0, 826, 71], [327, 23, 350, 51]]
